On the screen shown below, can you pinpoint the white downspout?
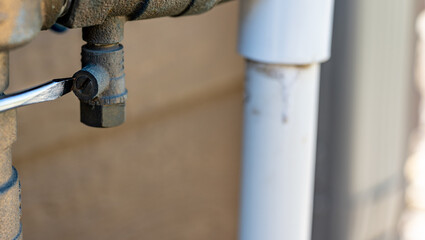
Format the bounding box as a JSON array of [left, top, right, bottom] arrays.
[[238, 1, 335, 240]]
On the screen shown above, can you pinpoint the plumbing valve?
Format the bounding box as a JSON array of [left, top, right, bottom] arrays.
[[73, 17, 127, 128]]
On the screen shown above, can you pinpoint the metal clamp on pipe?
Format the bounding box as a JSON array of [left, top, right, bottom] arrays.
[[73, 17, 127, 128]]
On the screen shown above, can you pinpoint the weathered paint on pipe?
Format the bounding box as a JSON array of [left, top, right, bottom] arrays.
[[0, 52, 21, 240], [0, 52, 9, 92], [239, 62, 320, 240], [0, 0, 68, 50], [59, 0, 231, 28]]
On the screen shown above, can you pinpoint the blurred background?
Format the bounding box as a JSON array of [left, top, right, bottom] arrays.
[[7, 0, 425, 239]]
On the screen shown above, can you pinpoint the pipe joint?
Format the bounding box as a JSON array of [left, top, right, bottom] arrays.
[[76, 18, 127, 128]]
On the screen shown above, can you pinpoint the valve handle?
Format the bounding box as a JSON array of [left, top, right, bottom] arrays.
[[0, 78, 74, 113]]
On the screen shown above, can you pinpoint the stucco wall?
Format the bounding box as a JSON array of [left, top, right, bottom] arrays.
[[8, 2, 243, 239]]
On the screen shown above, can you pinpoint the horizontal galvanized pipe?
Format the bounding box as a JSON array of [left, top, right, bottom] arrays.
[[59, 0, 231, 28]]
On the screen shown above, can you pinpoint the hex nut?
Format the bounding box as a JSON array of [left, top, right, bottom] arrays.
[[80, 102, 125, 128]]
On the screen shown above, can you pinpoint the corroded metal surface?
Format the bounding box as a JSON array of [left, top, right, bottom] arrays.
[[79, 45, 126, 105], [74, 17, 127, 128], [0, 0, 230, 49], [59, 0, 188, 27], [0, 62, 20, 239], [0, 164, 22, 240], [0, 52, 8, 92], [80, 101, 125, 127], [59, 0, 230, 28], [179, 0, 222, 16], [0, 110, 15, 163], [41, 0, 70, 29], [82, 16, 124, 45], [73, 66, 109, 101], [0, 0, 69, 50], [76, 44, 127, 127], [137, 0, 189, 19], [0, 0, 42, 50]]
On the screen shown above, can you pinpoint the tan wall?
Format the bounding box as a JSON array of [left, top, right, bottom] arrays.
[[8, 2, 243, 239]]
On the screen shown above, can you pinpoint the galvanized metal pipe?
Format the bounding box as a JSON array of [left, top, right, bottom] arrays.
[[238, 0, 334, 239], [0, 52, 9, 92], [59, 0, 231, 28], [0, 51, 22, 240]]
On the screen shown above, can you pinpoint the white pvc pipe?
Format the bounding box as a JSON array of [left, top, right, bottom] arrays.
[[238, 0, 334, 239], [240, 62, 320, 240], [239, 0, 334, 64]]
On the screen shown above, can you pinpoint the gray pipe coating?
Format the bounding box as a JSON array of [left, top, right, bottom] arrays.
[[0, 51, 22, 240]]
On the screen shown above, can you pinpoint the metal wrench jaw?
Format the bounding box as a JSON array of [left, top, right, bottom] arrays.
[[0, 77, 74, 113]]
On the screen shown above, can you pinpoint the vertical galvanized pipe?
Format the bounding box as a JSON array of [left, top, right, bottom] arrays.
[[0, 51, 22, 240], [238, 0, 334, 239]]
